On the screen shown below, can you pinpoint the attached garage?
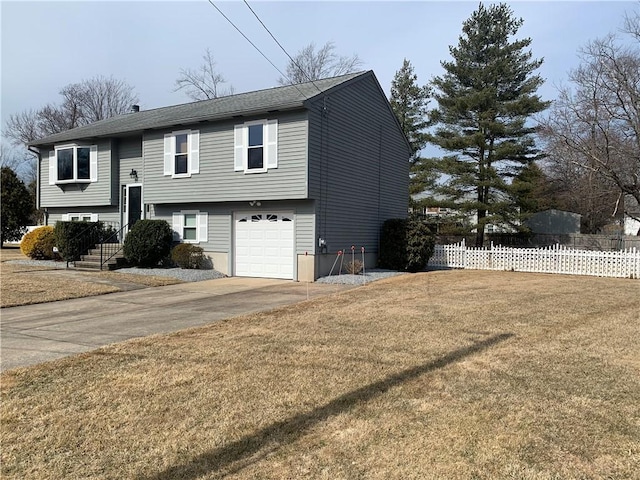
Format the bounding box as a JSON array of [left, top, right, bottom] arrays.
[[234, 212, 294, 279]]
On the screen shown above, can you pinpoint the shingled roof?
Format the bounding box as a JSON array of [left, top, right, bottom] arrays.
[[30, 71, 368, 147]]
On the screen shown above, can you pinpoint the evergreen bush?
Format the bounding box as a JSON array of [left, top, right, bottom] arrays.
[[378, 217, 435, 272], [123, 220, 173, 267], [54, 221, 102, 262], [171, 243, 205, 269], [378, 218, 408, 270], [1, 167, 34, 245], [20, 226, 56, 260], [406, 219, 435, 272]]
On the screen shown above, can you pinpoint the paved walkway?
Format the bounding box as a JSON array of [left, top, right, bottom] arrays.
[[0, 277, 355, 372]]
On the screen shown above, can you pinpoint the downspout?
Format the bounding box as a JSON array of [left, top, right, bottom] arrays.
[[27, 146, 42, 224]]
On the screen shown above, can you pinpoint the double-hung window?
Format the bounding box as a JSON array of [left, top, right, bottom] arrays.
[[49, 145, 98, 185], [183, 213, 197, 241], [175, 133, 189, 174], [247, 124, 264, 170], [234, 119, 278, 173], [172, 210, 208, 243], [164, 129, 199, 178]]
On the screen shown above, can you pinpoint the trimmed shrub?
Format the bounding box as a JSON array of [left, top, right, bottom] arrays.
[[123, 220, 173, 267], [378, 217, 435, 272], [171, 243, 205, 269], [54, 221, 103, 261], [406, 219, 435, 273], [20, 226, 56, 259], [344, 259, 363, 275], [378, 218, 408, 270]]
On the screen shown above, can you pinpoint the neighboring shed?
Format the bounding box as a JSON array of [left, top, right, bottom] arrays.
[[525, 209, 581, 234], [624, 195, 640, 236]]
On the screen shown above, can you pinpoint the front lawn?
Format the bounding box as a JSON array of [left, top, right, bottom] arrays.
[[0, 248, 181, 307], [1, 270, 638, 479]]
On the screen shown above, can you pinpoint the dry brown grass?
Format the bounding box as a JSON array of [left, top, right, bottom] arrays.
[[0, 247, 181, 307], [1, 271, 639, 479]]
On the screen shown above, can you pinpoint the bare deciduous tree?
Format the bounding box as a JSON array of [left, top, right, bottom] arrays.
[[624, 8, 640, 41], [278, 41, 363, 85], [0, 142, 37, 189], [539, 10, 640, 227], [4, 75, 139, 147], [174, 48, 234, 101], [0, 143, 20, 171], [4, 110, 42, 147], [540, 138, 621, 232], [69, 76, 139, 122]]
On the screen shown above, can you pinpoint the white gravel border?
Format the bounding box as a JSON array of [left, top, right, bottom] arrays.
[[7, 260, 404, 284], [315, 269, 407, 285]]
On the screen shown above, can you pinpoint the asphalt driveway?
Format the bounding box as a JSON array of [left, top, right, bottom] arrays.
[[1, 277, 355, 372]]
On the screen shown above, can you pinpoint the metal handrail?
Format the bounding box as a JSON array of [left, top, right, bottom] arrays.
[[65, 222, 103, 268], [99, 223, 128, 270]]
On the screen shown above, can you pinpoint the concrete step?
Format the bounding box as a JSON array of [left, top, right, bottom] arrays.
[[74, 261, 118, 271], [78, 244, 127, 270], [76, 257, 128, 270]]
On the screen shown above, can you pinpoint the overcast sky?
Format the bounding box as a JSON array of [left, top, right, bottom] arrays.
[[1, 0, 636, 146]]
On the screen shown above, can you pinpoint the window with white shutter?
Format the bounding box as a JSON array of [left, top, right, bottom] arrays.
[[233, 119, 278, 174], [172, 210, 208, 243], [163, 129, 200, 178]]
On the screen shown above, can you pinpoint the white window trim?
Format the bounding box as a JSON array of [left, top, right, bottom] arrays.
[[172, 210, 208, 244], [164, 129, 200, 179], [50, 144, 98, 185], [234, 119, 278, 174], [61, 213, 99, 222]]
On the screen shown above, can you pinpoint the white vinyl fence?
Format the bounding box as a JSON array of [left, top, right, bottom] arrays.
[[428, 240, 640, 279]]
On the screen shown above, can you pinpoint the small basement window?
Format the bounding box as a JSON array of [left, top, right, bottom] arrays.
[[172, 210, 208, 243]]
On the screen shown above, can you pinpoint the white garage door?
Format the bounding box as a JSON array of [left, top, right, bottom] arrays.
[[235, 212, 294, 279]]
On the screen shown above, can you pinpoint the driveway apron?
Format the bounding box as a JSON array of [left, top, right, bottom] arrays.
[[0, 277, 354, 371]]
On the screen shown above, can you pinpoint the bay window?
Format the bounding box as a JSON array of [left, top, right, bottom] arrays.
[[49, 145, 97, 184]]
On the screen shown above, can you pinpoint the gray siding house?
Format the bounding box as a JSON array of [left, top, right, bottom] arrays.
[[29, 71, 410, 280]]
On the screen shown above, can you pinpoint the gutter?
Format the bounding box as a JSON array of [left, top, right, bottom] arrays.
[[27, 146, 42, 213]]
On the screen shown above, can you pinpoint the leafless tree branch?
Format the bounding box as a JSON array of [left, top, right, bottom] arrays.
[[278, 41, 363, 85], [3, 76, 138, 148], [174, 48, 234, 101], [538, 10, 640, 230]]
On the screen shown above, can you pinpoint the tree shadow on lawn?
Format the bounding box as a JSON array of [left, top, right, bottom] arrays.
[[138, 332, 514, 480]]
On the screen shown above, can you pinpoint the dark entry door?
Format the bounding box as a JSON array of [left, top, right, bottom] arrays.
[[126, 185, 142, 229]]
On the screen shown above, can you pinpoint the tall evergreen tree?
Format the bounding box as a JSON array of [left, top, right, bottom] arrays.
[[389, 59, 435, 205], [1, 167, 34, 246], [390, 59, 430, 165], [510, 162, 557, 215], [428, 3, 549, 246]]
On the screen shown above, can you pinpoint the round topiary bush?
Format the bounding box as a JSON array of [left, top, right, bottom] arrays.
[[171, 243, 205, 269], [123, 220, 173, 267], [20, 226, 56, 260]]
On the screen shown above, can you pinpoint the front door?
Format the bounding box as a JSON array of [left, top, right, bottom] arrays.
[[124, 184, 143, 231]]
